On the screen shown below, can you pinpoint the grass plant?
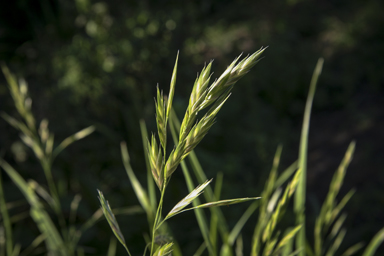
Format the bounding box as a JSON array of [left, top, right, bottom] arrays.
[[98, 51, 384, 256], [0, 65, 116, 255], [98, 48, 266, 255], [1, 48, 384, 256]]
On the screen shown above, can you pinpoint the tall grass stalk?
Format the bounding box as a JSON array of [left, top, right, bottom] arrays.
[[294, 58, 324, 256], [98, 49, 266, 255], [0, 65, 99, 255], [2, 49, 384, 256]]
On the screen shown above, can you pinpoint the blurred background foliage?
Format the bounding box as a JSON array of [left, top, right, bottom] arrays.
[[0, 0, 383, 254]]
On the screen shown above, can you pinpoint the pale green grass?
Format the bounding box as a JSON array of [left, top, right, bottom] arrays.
[[0, 66, 136, 256], [294, 58, 324, 256], [98, 49, 266, 255], [1, 50, 384, 256], [98, 52, 384, 256]]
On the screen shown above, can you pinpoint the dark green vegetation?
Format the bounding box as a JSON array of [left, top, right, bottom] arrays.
[[1, 0, 383, 255]]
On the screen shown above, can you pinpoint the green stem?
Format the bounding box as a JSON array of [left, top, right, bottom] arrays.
[[151, 182, 167, 255], [41, 159, 60, 210], [41, 158, 67, 234]]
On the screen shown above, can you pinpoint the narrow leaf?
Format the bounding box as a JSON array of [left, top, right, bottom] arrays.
[[177, 197, 260, 217], [139, 119, 157, 212], [97, 190, 132, 256], [325, 228, 346, 256], [274, 225, 302, 253], [121, 142, 152, 218], [340, 242, 364, 256], [153, 242, 174, 256], [163, 179, 213, 221], [107, 237, 117, 256], [228, 201, 259, 245], [166, 51, 179, 122], [19, 234, 45, 256], [361, 228, 384, 256], [52, 125, 95, 160], [0, 159, 65, 255], [295, 57, 324, 256]]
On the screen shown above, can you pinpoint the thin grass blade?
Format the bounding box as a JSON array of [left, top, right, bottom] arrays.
[[28, 180, 56, 210], [194, 242, 207, 256], [69, 194, 82, 226], [228, 201, 259, 246], [274, 225, 302, 254], [264, 232, 279, 256], [140, 120, 157, 211], [0, 159, 65, 255], [10, 244, 21, 256], [340, 242, 364, 256], [235, 235, 243, 256], [281, 228, 294, 256], [107, 237, 117, 256], [264, 145, 283, 203], [178, 197, 260, 221], [325, 228, 346, 256], [153, 242, 174, 256], [163, 179, 213, 222], [210, 172, 223, 255], [1, 113, 34, 139], [121, 142, 152, 220], [295, 58, 324, 256], [329, 189, 355, 229], [361, 227, 384, 256], [323, 142, 355, 228], [328, 213, 347, 241], [97, 190, 132, 256], [19, 234, 45, 256], [52, 125, 95, 160], [166, 52, 179, 122], [275, 161, 298, 189], [80, 206, 143, 234]]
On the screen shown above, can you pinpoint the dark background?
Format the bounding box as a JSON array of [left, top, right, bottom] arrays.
[[1, 0, 383, 255]]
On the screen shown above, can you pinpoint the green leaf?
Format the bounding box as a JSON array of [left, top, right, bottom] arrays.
[[107, 237, 117, 256], [295, 58, 324, 256], [52, 125, 95, 160], [19, 234, 45, 256], [325, 228, 346, 256], [228, 201, 259, 246], [191, 197, 260, 210], [274, 225, 302, 254], [340, 242, 364, 256], [97, 190, 132, 256], [153, 242, 174, 256], [361, 228, 384, 256], [274, 161, 298, 189], [121, 142, 152, 220], [0, 159, 66, 255], [166, 51, 179, 122], [139, 120, 157, 212], [163, 179, 213, 222]]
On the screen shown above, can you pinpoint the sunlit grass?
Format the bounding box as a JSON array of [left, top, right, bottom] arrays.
[[1, 50, 383, 256]]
